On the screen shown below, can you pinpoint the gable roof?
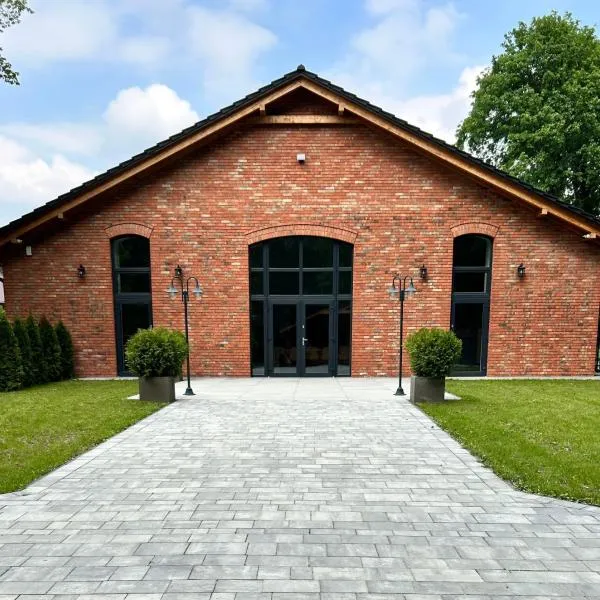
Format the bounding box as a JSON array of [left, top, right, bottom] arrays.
[[1, 64, 599, 247]]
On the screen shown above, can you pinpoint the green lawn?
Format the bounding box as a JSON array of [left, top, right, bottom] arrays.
[[420, 380, 600, 506], [0, 380, 165, 494]]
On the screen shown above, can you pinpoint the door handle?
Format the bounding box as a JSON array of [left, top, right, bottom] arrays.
[[302, 337, 308, 346]]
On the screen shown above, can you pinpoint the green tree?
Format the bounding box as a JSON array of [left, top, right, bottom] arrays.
[[0, 307, 23, 391], [12, 317, 33, 388], [55, 321, 75, 380], [25, 314, 47, 384], [457, 12, 600, 215], [0, 0, 32, 85], [39, 316, 61, 382]]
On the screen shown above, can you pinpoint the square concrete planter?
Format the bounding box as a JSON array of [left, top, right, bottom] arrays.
[[410, 375, 445, 403], [139, 376, 176, 402]]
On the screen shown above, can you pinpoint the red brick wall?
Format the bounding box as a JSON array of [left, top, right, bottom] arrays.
[[2, 121, 599, 377]]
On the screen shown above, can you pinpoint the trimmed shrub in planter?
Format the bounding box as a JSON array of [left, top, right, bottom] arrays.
[[405, 327, 462, 403], [0, 308, 23, 392], [55, 321, 75, 380], [25, 315, 47, 385], [125, 327, 188, 402], [39, 316, 62, 382], [13, 318, 34, 388]]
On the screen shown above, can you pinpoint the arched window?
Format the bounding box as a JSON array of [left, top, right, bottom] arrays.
[[111, 236, 152, 375], [451, 234, 492, 375]]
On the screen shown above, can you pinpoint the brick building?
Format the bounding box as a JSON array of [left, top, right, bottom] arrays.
[[1, 67, 599, 378]]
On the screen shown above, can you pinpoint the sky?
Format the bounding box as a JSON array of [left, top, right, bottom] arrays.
[[0, 0, 598, 228]]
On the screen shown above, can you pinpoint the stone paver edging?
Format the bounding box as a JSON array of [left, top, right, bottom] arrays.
[[1, 377, 599, 599]]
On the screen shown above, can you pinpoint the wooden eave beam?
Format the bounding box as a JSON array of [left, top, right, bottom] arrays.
[[249, 115, 358, 125]]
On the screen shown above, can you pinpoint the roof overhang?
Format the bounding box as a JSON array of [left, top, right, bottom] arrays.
[[1, 67, 599, 248]]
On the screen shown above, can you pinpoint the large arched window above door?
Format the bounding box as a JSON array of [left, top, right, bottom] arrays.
[[111, 235, 152, 375], [451, 234, 493, 375]]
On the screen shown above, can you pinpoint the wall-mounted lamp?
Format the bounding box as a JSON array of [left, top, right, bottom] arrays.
[[419, 264, 428, 280], [78, 264, 86, 279], [517, 263, 526, 279], [25, 246, 32, 256], [174, 264, 183, 278], [296, 153, 306, 164]]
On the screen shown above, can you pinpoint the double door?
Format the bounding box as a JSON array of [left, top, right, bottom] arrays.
[[270, 300, 333, 376]]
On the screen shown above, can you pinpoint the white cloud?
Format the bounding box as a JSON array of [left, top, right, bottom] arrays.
[[326, 0, 477, 142], [186, 6, 277, 99], [331, 0, 463, 89], [229, 0, 269, 11], [389, 65, 484, 142], [0, 135, 95, 225], [2, 0, 174, 69], [0, 123, 103, 156], [0, 82, 202, 226], [103, 84, 199, 149]]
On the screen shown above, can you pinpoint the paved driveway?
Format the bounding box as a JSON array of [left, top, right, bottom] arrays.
[[1, 378, 599, 599]]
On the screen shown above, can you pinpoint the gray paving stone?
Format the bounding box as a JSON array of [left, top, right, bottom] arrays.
[[0, 377, 599, 598]]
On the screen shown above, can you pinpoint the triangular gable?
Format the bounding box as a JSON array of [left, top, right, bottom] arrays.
[[1, 65, 599, 247]]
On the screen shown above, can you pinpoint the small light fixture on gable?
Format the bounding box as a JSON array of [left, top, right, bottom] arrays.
[[517, 263, 526, 279], [25, 246, 32, 256], [419, 264, 428, 280], [296, 153, 306, 164], [78, 264, 86, 279]]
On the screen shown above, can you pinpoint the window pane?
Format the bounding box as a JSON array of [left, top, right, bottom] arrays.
[[338, 301, 351, 375], [453, 303, 484, 371], [250, 301, 265, 376], [269, 238, 300, 268], [305, 303, 330, 374], [119, 272, 151, 293], [339, 243, 353, 268], [249, 244, 263, 268], [269, 271, 299, 295], [251, 271, 263, 295], [453, 235, 490, 267], [273, 304, 297, 374], [303, 238, 333, 268], [452, 272, 486, 293], [120, 303, 151, 349], [114, 236, 150, 268], [339, 271, 352, 294], [303, 271, 333, 295]]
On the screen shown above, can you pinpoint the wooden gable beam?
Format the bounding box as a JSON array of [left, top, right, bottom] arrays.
[[296, 79, 600, 238], [0, 80, 306, 247]]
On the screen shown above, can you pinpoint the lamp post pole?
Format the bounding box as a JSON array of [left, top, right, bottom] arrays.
[[168, 265, 203, 396], [389, 274, 416, 396]]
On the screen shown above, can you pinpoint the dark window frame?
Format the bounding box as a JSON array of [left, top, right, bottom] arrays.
[[451, 234, 493, 376], [111, 235, 153, 375], [249, 236, 353, 377]]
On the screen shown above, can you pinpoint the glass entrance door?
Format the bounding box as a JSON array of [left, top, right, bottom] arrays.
[[250, 236, 353, 377], [269, 300, 332, 376]]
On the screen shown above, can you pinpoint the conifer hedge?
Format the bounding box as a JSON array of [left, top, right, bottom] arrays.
[[39, 316, 62, 382], [0, 308, 23, 392], [0, 314, 76, 391]]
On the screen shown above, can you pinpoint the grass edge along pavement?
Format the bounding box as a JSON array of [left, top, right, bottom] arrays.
[[419, 379, 600, 506], [0, 380, 166, 494]]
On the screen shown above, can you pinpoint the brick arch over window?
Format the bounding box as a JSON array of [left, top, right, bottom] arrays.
[[104, 223, 153, 239], [245, 224, 358, 245], [450, 222, 499, 239]]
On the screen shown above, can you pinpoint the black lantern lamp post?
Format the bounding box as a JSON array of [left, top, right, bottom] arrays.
[[388, 274, 417, 396], [167, 264, 203, 396]]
